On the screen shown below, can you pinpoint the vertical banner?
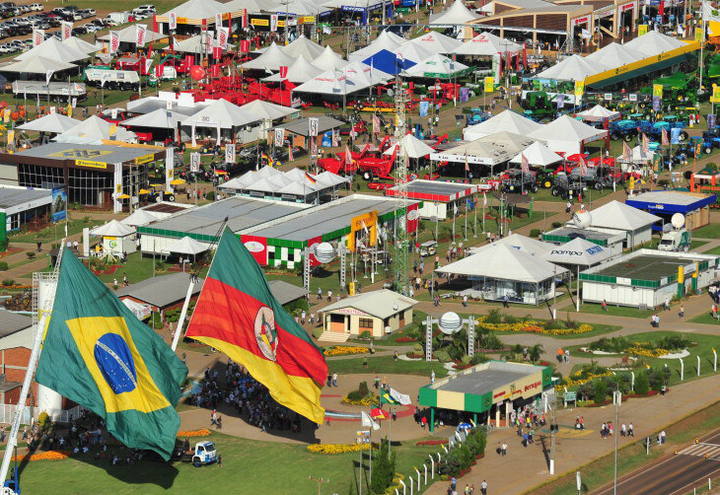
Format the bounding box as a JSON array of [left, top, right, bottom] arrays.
[[113, 163, 123, 213], [218, 27, 229, 49], [110, 31, 120, 54], [483, 76, 494, 92], [270, 14, 278, 32], [638, 24, 648, 36], [45, 70, 53, 86], [711, 84, 720, 103], [696, 27, 706, 42], [215, 13, 222, 28], [168, 12, 177, 31], [61, 21, 72, 40], [574, 80, 585, 102], [274, 127, 285, 146], [144, 58, 153, 75], [652, 84, 663, 99], [165, 147, 174, 192], [136, 24, 147, 47], [225, 143, 236, 163], [32, 29, 44, 46], [241, 9, 248, 29], [6, 129, 14, 152], [240, 39, 250, 53], [190, 152, 201, 172], [308, 117, 319, 137], [406, 203, 419, 234], [279, 65, 288, 79]]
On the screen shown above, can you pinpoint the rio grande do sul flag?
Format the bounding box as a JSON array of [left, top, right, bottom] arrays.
[[35, 249, 187, 460], [185, 229, 328, 423]]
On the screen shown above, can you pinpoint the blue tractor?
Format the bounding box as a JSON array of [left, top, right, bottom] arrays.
[[609, 120, 639, 142]]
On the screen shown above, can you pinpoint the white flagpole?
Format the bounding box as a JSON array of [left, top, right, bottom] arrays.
[[0, 244, 66, 488], [170, 276, 196, 352]]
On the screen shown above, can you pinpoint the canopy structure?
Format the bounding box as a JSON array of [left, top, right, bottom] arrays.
[[222, 0, 270, 15], [585, 42, 645, 67], [16, 113, 81, 133], [121, 208, 160, 227], [237, 100, 297, 121], [429, 0, 481, 25], [158, 0, 227, 23], [53, 115, 137, 144], [584, 200, 661, 231], [16, 37, 88, 63], [576, 104, 621, 122], [121, 108, 188, 129], [0, 56, 76, 75], [392, 42, 436, 64], [241, 42, 295, 71], [293, 61, 392, 96], [312, 45, 348, 71], [431, 131, 534, 166], [169, 35, 234, 55], [62, 37, 100, 55], [402, 54, 470, 79], [452, 31, 521, 56], [220, 166, 349, 201], [181, 99, 254, 129], [383, 133, 435, 158], [463, 109, 542, 140], [528, 115, 608, 154], [349, 29, 405, 62], [97, 25, 164, 45], [535, 54, 607, 82], [90, 219, 135, 237], [263, 56, 324, 83], [470, 233, 552, 257], [623, 30, 687, 58], [545, 237, 614, 267], [173, 236, 207, 255], [509, 141, 563, 167], [362, 49, 416, 75], [405, 31, 463, 54], [281, 34, 325, 60]]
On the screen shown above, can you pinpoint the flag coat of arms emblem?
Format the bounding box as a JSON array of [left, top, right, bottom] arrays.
[[35, 250, 187, 460]]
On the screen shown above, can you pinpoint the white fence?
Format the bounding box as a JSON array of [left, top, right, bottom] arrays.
[[0, 405, 83, 425]]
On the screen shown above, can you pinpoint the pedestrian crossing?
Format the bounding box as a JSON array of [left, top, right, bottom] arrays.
[[676, 443, 720, 460]]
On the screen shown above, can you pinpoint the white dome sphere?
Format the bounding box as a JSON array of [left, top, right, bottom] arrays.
[[439, 311, 462, 334], [314, 242, 336, 264], [573, 209, 592, 229]]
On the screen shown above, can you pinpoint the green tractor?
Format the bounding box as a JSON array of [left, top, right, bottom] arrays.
[[520, 91, 556, 121]]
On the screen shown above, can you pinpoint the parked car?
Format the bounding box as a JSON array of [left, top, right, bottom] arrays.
[[29, 3, 43, 11]]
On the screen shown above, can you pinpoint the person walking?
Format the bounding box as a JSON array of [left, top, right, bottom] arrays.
[[480, 480, 488, 495], [678, 305, 685, 318], [628, 423, 634, 437], [331, 372, 338, 387], [501, 442, 507, 456]]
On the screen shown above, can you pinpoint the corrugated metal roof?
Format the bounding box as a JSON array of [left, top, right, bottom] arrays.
[[320, 289, 417, 319], [16, 142, 158, 165], [0, 186, 52, 210], [0, 311, 32, 338], [117, 272, 203, 308]]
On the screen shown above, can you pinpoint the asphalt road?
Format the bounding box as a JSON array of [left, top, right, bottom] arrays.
[[593, 431, 720, 495]]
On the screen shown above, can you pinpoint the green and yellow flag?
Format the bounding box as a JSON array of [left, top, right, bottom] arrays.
[[36, 250, 187, 460]]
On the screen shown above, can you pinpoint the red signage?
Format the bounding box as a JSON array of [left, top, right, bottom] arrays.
[[620, 2, 635, 11]]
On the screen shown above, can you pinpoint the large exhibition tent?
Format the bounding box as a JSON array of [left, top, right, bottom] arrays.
[[62, 36, 100, 55], [452, 31, 521, 57], [509, 141, 563, 167], [463, 109, 542, 140], [402, 54, 470, 79], [121, 108, 188, 129], [391, 42, 436, 64], [528, 115, 608, 155], [362, 49, 416, 75], [158, 0, 227, 23], [263, 56, 324, 83], [349, 29, 405, 62], [0, 56, 76, 75], [576, 104, 621, 122], [53, 116, 137, 144], [584, 200, 661, 231], [240, 42, 295, 71], [429, 0, 481, 25], [383, 133, 435, 159], [17, 113, 81, 134], [279, 34, 325, 60], [623, 30, 687, 58], [97, 25, 164, 45], [16, 37, 88, 63], [182, 99, 253, 130], [312, 45, 348, 71], [431, 131, 534, 166], [170, 35, 234, 55], [584, 42, 644, 67], [546, 237, 615, 267], [238, 100, 297, 121], [534, 54, 607, 81], [405, 31, 463, 54], [121, 208, 161, 227], [294, 61, 392, 96], [91, 219, 136, 237]]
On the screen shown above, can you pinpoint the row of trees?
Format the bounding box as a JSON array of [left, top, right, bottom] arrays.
[[438, 428, 487, 477]]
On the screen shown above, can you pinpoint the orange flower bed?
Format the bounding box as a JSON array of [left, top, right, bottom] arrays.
[[11, 450, 69, 462], [177, 429, 212, 438]]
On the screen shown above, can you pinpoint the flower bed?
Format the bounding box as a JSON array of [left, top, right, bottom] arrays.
[[476, 317, 594, 336], [307, 443, 371, 455], [556, 370, 613, 391], [395, 336, 417, 343], [416, 439, 448, 446], [177, 429, 212, 437], [627, 346, 669, 358], [342, 395, 377, 406], [12, 450, 69, 462], [323, 345, 369, 357]]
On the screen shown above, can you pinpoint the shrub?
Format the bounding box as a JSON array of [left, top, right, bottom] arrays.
[[434, 349, 451, 362], [205, 191, 216, 201], [358, 381, 370, 397], [37, 411, 50, 431], [634, 371, 650, 395], [530, 229, 541, 238], [25, 252, 36, 260], [592, 380, 608, 404], [347, 390, 364, 402], [485, 309, 502, 324], [470, 353, 488, 365], [2, 279, 14, 287], [359, 330, 371, 339], [0, 262, 7, 271], [370, 439, 395, 494], [552, 222, 562, 228]]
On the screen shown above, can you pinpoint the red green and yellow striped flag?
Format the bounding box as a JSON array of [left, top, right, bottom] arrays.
[[185, 229, 327, 423]]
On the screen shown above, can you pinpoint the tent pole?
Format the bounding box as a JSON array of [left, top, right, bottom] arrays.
[[576, 265, 581, 312]]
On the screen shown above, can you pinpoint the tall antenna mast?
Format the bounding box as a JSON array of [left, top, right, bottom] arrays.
[[393, 73, 409, 296]]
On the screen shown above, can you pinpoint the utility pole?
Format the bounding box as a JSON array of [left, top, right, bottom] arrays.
[[549, 392, 557, 475], [613, 390, 621, 495], [393, 72, 410, 296]]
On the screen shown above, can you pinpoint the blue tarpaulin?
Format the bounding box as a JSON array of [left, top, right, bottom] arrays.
[[362, 49, 416, 75]]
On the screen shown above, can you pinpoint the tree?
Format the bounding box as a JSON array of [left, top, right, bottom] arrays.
[[593, 379, 608, 404], [634, 371, 650, 395], [528, 344, 544, 363], [370, 438, 395, 494]]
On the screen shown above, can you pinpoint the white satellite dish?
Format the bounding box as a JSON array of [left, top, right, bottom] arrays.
[[671, 213, 685, 230], [438, 311, 463, 335], [573, 209, 592, 229], [313, 242, 336, 264]]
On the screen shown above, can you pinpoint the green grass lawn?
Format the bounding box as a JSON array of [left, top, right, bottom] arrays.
[[18, 431, 439, 495], [702, 245, 720, 255], [563, 302, 654, 319], [689, 312, 720, 325], [327, 354, 447, 379], [9, 217, 104, 244], [691, 223, 720, 239], [530, 186, 615, 204], [95, 252, 168, 285]]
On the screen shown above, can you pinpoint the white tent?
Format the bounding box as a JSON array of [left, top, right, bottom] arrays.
[[576, 104, 621, 123], [160, 0, 227, 21], [17, 113, 81, 133], [220, 166, 348, 198], [281, 34, 325, 60], [62, 37, 100, 55], [173, 236, 207, 255], [16, 37, 88, 63], [392, 42, 436, 64], [585, 42, 645, 67], [121, 208, 160, 227], [349, 29, 405, 62], [509, 141, 563, 167], [623, 30, 686, 58], [237, 100, 297, 121], [618, 145, 655, 164], [293, 61, 392, 95], [463, 109, 542, 140], [91, 219, 135, 237], [429, 0, 481, 24], [0, 56, 76, 75], [97, 25, 164, 45], [241, 42, 296, 71], [406, 31, 463, 54], [482, 233, 552, 257], [221, 0, 271, 15], [169, 35, 234, 55], [585, 200, 661, 231], [267, 0, 323, 15], [535, 54, 607, 81], [121, 108, 188, 129], [431, 131, 534, 166], [402, 54, 469, 78], [182, 99, 253, 129], [263, 56, 324, 83], [545, 237, 614, 266], [312, 45, 348, 71], [528, 115, 608, 155], [54, 116, 137, 144], [383, 133, 435, 158], [452, 31, 521, 56]]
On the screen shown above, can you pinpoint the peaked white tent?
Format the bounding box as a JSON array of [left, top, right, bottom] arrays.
[[121, 208, 160, 227], [528, 115, 608, 155], [619, 145, 655, 164], [220, 166, 349, 201], [62, 37, 99, 55], [585, 42, 645, 67], [623, 30, 686, 58], [406, 31, 463, 54], [584, 200, 661, 231], [182, 99, 252, 129], [263, 56, 324, 83], [509, 141, 563, 167], [546, 237, 614, 267], [383, 133, 434, 158], [221, 0, 271, 13], [576, 104, 621, 122], [452, 31, 521, 56], [91, 219, 136, 237], [97, 25, 164, 45], [173, 236, 207, 255], [312, 45, 348, 71], [392, 42, 436, 64], [169, 35, 234, 55], [267, 0, 324, 16], [54, 115, 137, 144], [237, 100, 297, 121], [293, 61, 392, 95], [160, 0, 227, 21], [241, 42, 296, 71], [463, 109, 542, 140], [402, 54, 469, 78], [17, 113, 81, 133], [535, 54, 607, 81], [16, 37, 88, 63], [429, 0, 481, 24], [0, 56, 76, 75], [349, 30, 405, 61], [281, 34, 325, 60], [487, 232, 552, 257], [121, 109, 188, 129]]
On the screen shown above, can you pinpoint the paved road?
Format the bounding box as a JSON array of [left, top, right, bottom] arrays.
[[593, 430, 720, 495]]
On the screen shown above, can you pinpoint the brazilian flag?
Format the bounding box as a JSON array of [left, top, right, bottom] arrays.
[[36, 250, 188, 460]]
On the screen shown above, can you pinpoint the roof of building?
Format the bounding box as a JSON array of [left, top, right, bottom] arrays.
[[142, 197, 309, 238], [543, 226, 621, 244], [117, 272, 204, 308], [386, 179, 474, 201], [277, 116, 345, 136], [429, 361, 544, 395], [320, 289, 417, 319], [267, 279, 309, 305], [626, 191, 716, 209], [584, 249, 717, 283], [0, 186, 51, 210], [15, 142, 158, 165], [586, 200, 661, 230], [0, 311, 32, 338]]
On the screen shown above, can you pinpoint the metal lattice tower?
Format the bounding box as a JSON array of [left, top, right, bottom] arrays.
[[393, 75, 410, 296]]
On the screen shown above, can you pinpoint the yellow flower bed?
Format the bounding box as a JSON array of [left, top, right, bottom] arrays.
[[12, 450, 69, 462], [307, 443, 371, 455], [555, 371, 613, 391], [476, 318, 595, 336], [342, 395, 378, 406], [323, 345, 369, 357], [627, 346, 669, 358], [177, 429, 212, 437]]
